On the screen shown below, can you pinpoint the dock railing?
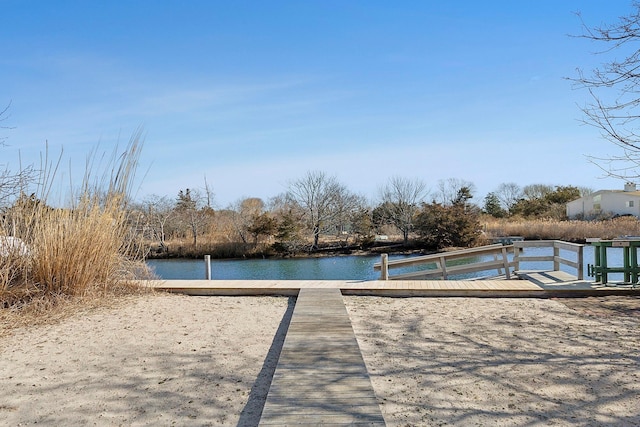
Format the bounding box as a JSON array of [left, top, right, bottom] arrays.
[[513, 240, 584, 280], [587, 238, 640, 284], [373, 243, 515, 280]]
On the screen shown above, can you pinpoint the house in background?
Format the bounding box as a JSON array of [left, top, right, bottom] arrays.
[[566, 182, 640, 219]]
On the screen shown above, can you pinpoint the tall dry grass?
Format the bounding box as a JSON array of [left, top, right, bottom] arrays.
[[482, 216, 640, 242], [0, 130, 151, 311]]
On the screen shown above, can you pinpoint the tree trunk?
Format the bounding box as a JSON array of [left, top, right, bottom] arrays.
[[191, 223, 198, 248], [313, 224, 320, 249]]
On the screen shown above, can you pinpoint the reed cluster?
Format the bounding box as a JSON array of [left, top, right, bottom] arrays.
[[482, 216, 640, 242], [1, 131, 150, 310]]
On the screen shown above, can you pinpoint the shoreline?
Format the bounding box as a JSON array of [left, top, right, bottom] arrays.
[[144, 243, 438, 261]]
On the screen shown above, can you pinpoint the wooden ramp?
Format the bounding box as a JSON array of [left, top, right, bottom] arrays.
[[516, 270, 580, 286], [259, 288, 385, 426]]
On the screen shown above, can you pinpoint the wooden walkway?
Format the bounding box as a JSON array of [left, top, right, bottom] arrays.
[[259, 288, 385, 426], [148, 277, 640, 297]]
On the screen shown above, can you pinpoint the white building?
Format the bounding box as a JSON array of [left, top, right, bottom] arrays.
[[566, 182, 640, 219]]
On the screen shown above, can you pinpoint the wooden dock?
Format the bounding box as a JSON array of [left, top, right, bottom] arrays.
[[147, 277, 640, 297], [258, 288, 385, 426]]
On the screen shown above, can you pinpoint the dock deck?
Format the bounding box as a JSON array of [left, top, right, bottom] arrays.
[[148, 277, 640, 297]]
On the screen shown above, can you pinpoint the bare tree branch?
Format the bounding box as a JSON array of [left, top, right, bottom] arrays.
[[571, 2, 640, 179], [1, 101, 14, 146]]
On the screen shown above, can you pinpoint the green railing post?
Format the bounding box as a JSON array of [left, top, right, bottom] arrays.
[[629, 246, 638, 283], [601, 244, 608, 284], [590, 239, 640, 285], [624, 246, 631, 283]]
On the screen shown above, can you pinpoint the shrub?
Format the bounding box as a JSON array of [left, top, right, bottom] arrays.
[[415, 202, 482, 250]]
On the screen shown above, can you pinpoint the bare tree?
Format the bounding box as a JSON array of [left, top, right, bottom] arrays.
[[140, 194, 175, 252], [578, 186, 594, 197], [522, 184, 554, 200], [572, 3, 640, 178], [229, 197, 265, 244], [494, 182, 522, 212], [436, 178, 476, 206], [0, 102, 36, 207], [377, 176, 428, 244], [203, 175, 215, 209], [0, 167, 36, 208], [286, 170, 358, 250], [175, 188, 214, 248]]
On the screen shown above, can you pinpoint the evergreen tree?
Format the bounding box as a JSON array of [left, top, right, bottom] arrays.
[[483, 192, 506, 218]]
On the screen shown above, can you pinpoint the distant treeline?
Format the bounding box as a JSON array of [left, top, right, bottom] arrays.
[[3, 169, 624, 262], [121, 174, 603, 259]]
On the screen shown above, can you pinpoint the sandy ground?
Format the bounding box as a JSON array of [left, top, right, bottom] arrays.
[[345, 296, 640, 427], [0, 294, 293, 427], [1, 293, 639, 426]]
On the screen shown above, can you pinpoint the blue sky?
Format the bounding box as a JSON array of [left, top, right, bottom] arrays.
[[0, 1, 635, 207]]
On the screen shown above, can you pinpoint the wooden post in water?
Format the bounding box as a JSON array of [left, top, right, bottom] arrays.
[[577, 245, 584, 280], [205, 255, 211, 280], [553, 243, 560, 272], [380, 254, 389, 280], [501, 246, 511, 279], [439, 255, 448, 279]]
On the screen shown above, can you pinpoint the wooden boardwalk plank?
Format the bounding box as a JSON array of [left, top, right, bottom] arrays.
[[259, 288, 385, 426], [145, 276, 640, 297]]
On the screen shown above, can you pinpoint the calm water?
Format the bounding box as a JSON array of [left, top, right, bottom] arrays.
[[147, 255, 380, 280], [147, 245, 610, 281]]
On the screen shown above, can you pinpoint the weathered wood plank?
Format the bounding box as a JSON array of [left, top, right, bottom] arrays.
[[259, 288, 385, 426]]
